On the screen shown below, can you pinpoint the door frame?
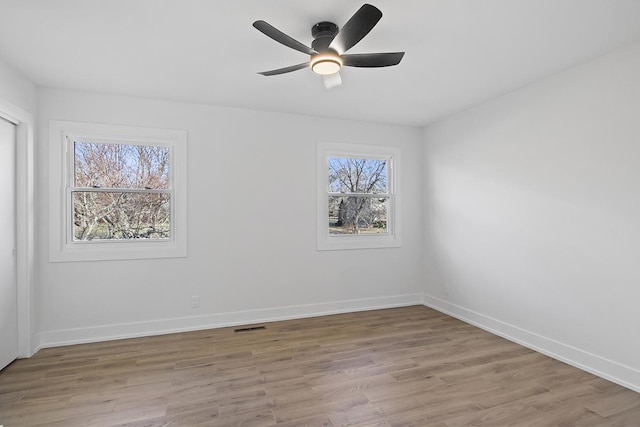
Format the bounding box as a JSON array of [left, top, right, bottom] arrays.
[[0, 97, 35, 358]]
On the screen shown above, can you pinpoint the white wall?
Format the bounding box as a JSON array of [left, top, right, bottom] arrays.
[[36, 89, 424, 346], [422, 41, 640, 391], [0, 58, 36, 113]]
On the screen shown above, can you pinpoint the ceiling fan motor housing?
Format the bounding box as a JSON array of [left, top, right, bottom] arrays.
[[311, 21, 339, 52]]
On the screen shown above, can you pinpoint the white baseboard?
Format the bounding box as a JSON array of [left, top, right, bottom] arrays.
[[35, 294, 422, 351], [422, 293, 640, 393]]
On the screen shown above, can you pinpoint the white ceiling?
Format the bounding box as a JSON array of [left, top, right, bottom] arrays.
[[1, 0, 639, 127]]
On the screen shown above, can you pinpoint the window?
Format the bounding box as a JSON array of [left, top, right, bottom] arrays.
[[72, 141, 172, 241], [49, 121, 187, 262], [328, 157, 389, 234], [317, 142, 401, 250]]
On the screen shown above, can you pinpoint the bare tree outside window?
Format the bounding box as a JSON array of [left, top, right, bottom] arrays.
[[72, 141, 171, 241], [328, 157, 389, 234]]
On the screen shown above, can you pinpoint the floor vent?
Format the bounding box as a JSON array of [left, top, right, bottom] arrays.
[[234, 326, 266, 333]]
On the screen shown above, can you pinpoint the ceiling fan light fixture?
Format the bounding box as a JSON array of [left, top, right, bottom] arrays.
[[310, 52, 343, 75]]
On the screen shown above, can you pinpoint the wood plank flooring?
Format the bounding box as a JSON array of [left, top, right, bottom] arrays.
[[1, 306, 639, 426]]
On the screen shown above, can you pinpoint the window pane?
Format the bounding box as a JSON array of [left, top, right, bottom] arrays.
[[74, 141, 170, 189], [328, 157, 387, 194], [328, 196, 388, 234], [73, 191, 170, 240]]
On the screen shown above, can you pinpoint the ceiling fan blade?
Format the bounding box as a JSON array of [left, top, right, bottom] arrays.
[[329, 4, 382, 55], [341, 52, 405, 67], [323, 72, 342, 90], [253, 20, 317, 56], [258, 62, 309, 76]]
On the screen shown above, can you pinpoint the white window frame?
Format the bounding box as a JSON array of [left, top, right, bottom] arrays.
[[49, 120, 187, 262], [317, 141, 401, 251]]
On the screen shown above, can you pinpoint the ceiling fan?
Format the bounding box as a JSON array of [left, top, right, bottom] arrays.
[[253, 4, 405, 89]]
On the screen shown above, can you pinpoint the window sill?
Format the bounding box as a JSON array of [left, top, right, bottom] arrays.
[[317, 233, 402, 251]]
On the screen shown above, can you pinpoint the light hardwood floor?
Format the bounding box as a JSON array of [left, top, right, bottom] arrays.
[[1, 306, 639, 426]]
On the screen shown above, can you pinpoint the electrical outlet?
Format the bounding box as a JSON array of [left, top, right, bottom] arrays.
[[191, 295, 200, 309]]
